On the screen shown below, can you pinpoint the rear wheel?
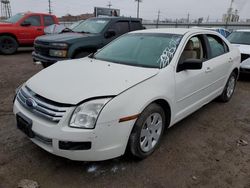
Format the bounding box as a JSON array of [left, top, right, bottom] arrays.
[[128, 103, 166, 159], [0, 36, 18, 55], [218, 72, 237, 102]]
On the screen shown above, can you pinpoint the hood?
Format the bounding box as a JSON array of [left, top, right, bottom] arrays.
[[36, 32, 96, 43], [241, 58, 250, 69], [26, 58, 159, 104], [232, 44, 250, 55]]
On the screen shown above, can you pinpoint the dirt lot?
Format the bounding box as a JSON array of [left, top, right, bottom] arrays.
[[0, 51, 249, 188]]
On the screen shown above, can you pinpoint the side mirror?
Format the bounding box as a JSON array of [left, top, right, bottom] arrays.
[[104, 29, 116, 38], [177, 59, 203, 72], [21, 21, 31, 27]]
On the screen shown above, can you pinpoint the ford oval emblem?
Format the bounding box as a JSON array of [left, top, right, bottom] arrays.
[[26, 98, 37, 109]]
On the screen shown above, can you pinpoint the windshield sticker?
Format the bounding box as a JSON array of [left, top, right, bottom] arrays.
[[157, 36, 181, 68], [96, 20, 107, 24]]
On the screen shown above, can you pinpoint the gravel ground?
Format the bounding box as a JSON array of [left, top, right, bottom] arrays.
[[0, 51, 249, 188]]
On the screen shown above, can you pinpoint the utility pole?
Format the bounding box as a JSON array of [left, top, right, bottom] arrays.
[[187, 12, 190, 28], [135, 0, 142, 18], [48, 0, 52, 14], [107, 1, 112, 8], [156, 10, 160, 28]]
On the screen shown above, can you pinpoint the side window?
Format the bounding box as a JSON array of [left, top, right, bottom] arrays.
[[207, 35, 228, 58], [23, 15, 41, 26], [130, 21, 142, 31], [179, 35, 206, 64], [109, 21, 129, 35], [43, 16, 55, 26]]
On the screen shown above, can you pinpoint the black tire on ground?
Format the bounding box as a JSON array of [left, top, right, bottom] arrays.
[[0, 35, 18, 55], [41, 62, 50, 68], [128, 103, 166, 159], [74, 51, 91, 59], [218, 72, 237, 102]]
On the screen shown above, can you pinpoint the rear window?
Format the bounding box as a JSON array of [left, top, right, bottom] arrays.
[[130, 21, 142, 31], [43, 16, 55, 26], [207, 35, 228, 58]]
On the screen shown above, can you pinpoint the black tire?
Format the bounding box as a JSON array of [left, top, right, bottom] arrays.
[[218, 72, 237, 102], [74, 51, 91, 59], [128, 103, 166, 159], [41, 62, 50, 68], [0, 36, 18, 55]]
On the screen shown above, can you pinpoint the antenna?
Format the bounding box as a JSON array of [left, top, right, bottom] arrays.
[[1, 0, 12, 19]]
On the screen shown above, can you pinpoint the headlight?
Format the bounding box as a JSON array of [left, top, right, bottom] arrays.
[[15, 83, 23, 94], [69, 98, 111, 129], [50, 43, 68, 48], [49, 49, 67, 57]]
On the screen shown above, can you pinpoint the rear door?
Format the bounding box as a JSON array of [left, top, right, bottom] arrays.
[[18, 15, 44, 44], [203, 34, 232, 95]]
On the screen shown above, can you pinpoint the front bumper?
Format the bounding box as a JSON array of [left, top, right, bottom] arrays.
[[13, 99, 135, 161], [32, 51, 68, 65]]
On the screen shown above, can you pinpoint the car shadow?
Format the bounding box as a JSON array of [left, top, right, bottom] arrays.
[[239, 74, 250, 82]]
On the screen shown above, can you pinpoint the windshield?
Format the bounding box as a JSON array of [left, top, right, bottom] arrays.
[[94, 33, 182, 68], [69, 20, 84, 30], [4, 13, 24, 23], [72, 19, 109, 34], [227, 31, 250, 45]]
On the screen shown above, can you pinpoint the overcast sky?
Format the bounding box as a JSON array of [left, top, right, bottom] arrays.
[[9, 0, 250, 21]]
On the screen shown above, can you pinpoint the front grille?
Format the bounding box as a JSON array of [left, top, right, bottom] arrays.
[[241, 53, 250, 63], [16, 86, 69, 123], [34, 41, 50, 56]]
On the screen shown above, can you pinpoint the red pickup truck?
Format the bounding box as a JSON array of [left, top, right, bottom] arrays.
[[0, 12, 58, 54]]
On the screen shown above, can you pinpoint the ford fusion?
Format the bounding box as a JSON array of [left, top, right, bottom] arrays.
[[13, 28, 240, 161]]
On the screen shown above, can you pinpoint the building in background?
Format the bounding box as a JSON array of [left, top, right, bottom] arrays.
[[222, 0, 240, 22]]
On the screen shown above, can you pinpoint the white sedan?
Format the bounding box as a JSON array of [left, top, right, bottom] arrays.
[[13, 28, 240, 161], [227, 29, 250, 74]]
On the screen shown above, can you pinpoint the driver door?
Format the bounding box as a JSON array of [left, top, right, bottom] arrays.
[[174, 34, 210, 122], [18, 15, 44, 44]]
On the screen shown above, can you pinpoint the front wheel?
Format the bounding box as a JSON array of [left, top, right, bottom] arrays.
[[128, 103, 166, 159], [0, 36, 18, 55], [218, 72, 237, 102]]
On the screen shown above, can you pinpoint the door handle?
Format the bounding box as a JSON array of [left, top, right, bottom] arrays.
[[228, 57, 233, 63], [205, 67, 212, 73], [36, 28, 42, 31]]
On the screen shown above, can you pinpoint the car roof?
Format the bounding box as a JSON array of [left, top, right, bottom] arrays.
[[131, 28, 217, 35], [89, 16, 141, 21], [23, 12, 54, 16]]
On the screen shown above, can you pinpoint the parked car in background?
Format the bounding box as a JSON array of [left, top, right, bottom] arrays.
[[32, 17, 144, 67], [240, 58, 250, 74], [227, 30, 250, 73], [0, 12, 58, 54], [14, 28, 240, 161]]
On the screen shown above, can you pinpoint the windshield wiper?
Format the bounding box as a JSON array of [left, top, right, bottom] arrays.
[[79, 31, 91, 34], [61, 28, 75, 33]]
